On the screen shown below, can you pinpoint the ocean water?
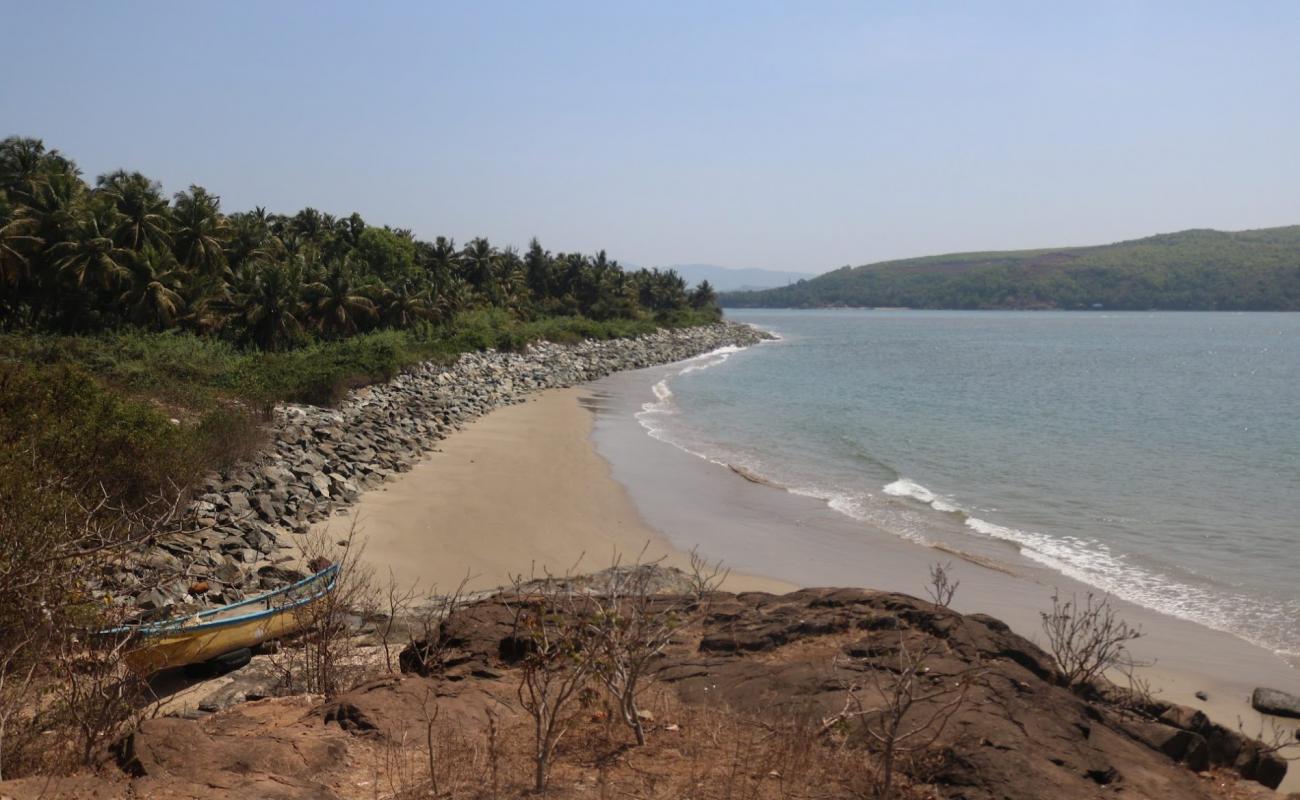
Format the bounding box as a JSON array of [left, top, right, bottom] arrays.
[[635, 309, 1300, 661]]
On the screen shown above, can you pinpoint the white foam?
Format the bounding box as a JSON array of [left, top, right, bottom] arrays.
[[883, 478, 962, 514], [960, 515, 1300, 659], [634, 342, 760, 463], [879, 477, 1300, 659], [883, 478, 936, 504], [649, 379, 673, 404], [678, 344, 744, 374]]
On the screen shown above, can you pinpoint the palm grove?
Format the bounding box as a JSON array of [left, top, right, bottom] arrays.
[[0, 136, 718, 348]]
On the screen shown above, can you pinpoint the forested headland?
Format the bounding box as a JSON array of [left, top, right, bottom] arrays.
[[719, 226, 1300, 310]]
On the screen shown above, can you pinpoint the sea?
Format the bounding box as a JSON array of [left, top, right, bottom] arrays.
[[611, 309, 1300, 664]]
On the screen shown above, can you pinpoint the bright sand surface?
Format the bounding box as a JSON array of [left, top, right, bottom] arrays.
[[326, 387, 792, 596]]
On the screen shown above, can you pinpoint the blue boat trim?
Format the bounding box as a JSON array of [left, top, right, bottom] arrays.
[[101, 564, 339, 637]]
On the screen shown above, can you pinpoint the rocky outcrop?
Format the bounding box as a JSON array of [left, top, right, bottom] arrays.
[[3, 584, 1290, 800], [99, 323, 770, 612], [398, 586, 1288, 798]]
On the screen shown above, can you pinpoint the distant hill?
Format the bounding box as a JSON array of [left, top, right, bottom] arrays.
[[719, 226, 1300, 311], [668, 264, 816, 292]]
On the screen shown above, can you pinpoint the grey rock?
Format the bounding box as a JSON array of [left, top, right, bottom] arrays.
[[214, 560, 244, 586], [226, 492, 251, 517], [253, 494, 277, 521], [1252, 687, 1300, 719]]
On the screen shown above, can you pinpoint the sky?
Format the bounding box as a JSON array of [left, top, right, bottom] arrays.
[[2, 1, 1299, 273]]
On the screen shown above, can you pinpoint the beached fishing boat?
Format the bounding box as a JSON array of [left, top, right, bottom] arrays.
[[108, 564, 339, 675]]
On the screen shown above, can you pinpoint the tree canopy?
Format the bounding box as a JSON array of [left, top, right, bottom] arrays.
[[0, 136, 720, 350]]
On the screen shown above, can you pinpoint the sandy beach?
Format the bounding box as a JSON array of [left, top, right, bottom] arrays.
[[325, 386, 791, 596]]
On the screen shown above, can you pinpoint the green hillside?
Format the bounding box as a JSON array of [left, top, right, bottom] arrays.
[[719, 226, 1300, 310]]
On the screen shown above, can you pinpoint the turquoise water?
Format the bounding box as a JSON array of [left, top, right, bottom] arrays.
[[638, 310, 1300, 659]]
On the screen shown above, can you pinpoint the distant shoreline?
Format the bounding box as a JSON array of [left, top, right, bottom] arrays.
[[718, 225, 1300, 312]]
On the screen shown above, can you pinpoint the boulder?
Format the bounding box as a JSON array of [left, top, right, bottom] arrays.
[[225, 492, 251, 518], [1253, 687, 1300, 719]]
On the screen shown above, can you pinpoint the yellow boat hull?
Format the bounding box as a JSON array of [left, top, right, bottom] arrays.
[[124, 599, 315, 674]]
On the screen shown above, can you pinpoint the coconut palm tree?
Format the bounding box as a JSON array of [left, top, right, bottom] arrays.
[[96, 170, 172, 252], [524, 238, 552, 300], [0, 136, 78, 203], [172, 185, 229, 276], [0, 196, 40, 288], [118, 246, 185, 329], [376, 280, 435, 328], [303, 259, 378, 337], [229, 261, 305, 350], [689, 279, 718, 310], [225, 209, 281, 272], [290, 207, 328, 244], [50, 205, 131, 290], [420, 236, 458, 294], [459, 237, 497, 297], [24, 170, 84, 250], [496, 247, 527, 310]]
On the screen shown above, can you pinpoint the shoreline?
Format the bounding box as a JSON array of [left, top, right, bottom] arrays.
[[162, 322, 772, 609], [328, 385, 792, 597], [588, 351, 1300, 792]]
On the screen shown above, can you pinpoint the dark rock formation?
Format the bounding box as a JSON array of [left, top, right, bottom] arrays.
[[3, 584, 1289, 799], [397, 586, 1287, 798]]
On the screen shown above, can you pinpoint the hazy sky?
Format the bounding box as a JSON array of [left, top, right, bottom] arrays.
[[3, 1, 1298, 272]]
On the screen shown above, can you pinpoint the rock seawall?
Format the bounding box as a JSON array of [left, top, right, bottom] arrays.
[[129, 322, 771, 610]]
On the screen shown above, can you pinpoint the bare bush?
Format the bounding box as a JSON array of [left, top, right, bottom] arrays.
[[823, 638, 977, 800], [379, 569, 419, 674], [1242, 717, 1300, 763], [0, 464, 187, 778], [925, 561, 959, 609], [507, 571, 597, 792], [1039, 591, 1142, 690], [687, 546, 729, 599], [582, 548, 727, 746], [272, 522, 378, 697], [52, 632, 159, 768], [399, 572, 472, 677]]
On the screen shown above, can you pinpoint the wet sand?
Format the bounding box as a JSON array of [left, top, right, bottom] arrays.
[[323, 387, 791, 596]]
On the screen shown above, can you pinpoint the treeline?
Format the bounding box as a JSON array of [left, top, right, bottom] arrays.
[[0, 136, 719, 348], [720, 227, 1300, 310]]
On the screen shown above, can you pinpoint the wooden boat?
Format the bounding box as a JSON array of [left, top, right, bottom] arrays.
[[107, 564, 339, 675]]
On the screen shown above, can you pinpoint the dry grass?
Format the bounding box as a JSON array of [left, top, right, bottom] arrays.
[[361, 685, 940, 800]]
